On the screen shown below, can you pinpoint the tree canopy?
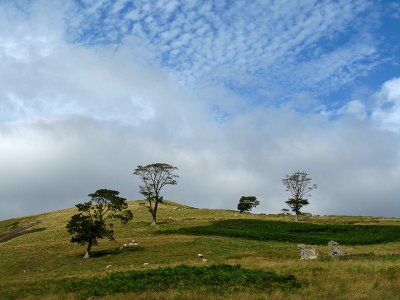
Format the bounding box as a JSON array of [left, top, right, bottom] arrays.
[[237, 196, 259, 213], [66, 189, 133, 258]]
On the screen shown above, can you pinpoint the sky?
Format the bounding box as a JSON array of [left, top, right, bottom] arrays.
[[1, 0, 400, 220]]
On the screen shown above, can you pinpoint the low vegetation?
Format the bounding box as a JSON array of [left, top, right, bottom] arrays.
[[162, 219, 400, 245]]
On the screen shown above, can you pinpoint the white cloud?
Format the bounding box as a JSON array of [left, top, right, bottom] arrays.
[[372, 77, 400, 131], [338, 99, 367, 119]]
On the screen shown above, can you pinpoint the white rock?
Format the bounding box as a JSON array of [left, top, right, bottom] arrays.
[[202, 258, 208, 262], [105, 265, 112, 269], [124, 243, 127, 247], [143, 262, 150, 266], [298, 244, 319, 260], [133, 242, 138, 246], [132, 240, 136, 243], [129, 242, 134, 246], [328, 241, 347, 257], [197, 254, 203, 258]]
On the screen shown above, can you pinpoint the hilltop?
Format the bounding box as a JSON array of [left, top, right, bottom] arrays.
[[1, 200, 400, 299]]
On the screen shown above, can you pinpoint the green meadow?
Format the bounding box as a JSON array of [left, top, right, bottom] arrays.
[[1, 200, 400, 299]]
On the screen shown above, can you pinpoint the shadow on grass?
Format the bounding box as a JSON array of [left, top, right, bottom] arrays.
[[76, 246, 145, 258], [159, 219, 400, 245]]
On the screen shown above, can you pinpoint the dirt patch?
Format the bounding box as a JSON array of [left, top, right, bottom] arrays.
[[0, 221, 43, 242]]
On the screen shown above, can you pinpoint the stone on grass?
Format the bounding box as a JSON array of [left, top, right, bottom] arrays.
[[105, 265, 112, 269], [328, 241, 346, 257], [143, 262, 150, 266], [298, 244, 319, 260], [202, 258, 208, 262], [197, 254, 203, 258]]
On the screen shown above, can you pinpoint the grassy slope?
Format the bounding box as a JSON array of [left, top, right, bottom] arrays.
[[1, 201, 400, 299]]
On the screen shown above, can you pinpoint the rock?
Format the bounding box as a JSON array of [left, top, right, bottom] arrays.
[[298, 244, 319, 260], [105, 265, 112, 269], [133, 242, 138, 246], [202, 258, 208, 262], [124, 243, 127, 247], [129, 242, 134, 246], [143, 262, 150, 266], [328, 241, 346, 257], [197, 254, 203, 258]]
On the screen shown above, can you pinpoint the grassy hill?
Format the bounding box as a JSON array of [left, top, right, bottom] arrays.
[[1, 200, 400, 299]]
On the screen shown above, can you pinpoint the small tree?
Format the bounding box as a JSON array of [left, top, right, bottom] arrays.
[[282, 171, 317, 221], [66, 189, 133, 258], [133, 163, 178, 225], [237, 196, 259, 213]]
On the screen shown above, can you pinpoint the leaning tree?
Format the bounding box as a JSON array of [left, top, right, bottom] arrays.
[[282, 171, 317, 221], [133, 163, 178, 225], [66, 189, 133, 258]]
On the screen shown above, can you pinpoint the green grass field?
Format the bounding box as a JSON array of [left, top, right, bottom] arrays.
[[1, 200, 400, 299]]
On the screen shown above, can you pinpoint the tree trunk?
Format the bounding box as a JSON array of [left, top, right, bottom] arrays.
[[151, 200, 159, 225], [294, 214, 299, 222], [84, 239, 93, 258]]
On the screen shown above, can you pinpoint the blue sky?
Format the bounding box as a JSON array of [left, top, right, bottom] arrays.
[[0, 0, 400, 219]]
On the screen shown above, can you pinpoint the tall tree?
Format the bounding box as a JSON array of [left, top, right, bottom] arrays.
[[66, 189, 133, 258], [282, 171, 317, 221], [237, 196, 259, 213], [133, 163, 178, 225]]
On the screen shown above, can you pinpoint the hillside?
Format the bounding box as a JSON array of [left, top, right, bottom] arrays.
[[1, 201, 400, 299]]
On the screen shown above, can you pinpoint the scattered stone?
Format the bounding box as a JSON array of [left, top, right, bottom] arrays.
[[132, 240, 136, 243], [298, 244, 319, 260], [197, 254, 204, 258], [124, 243, 127, 247], [202, 258, 208, 262], [105, 265, 112, 269], [133, 242, 138, 246], [328, 241, 347, 257], [129, 242, 134, 246], [143, 262, 150, 266]]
